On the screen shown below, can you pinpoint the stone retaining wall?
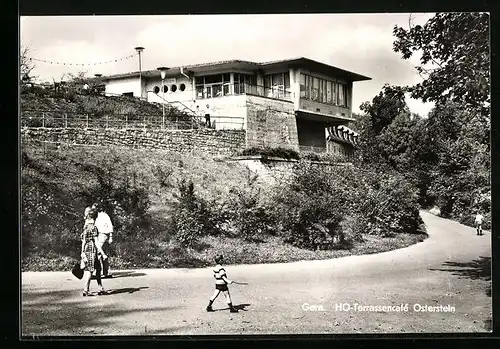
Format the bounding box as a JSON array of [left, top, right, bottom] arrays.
[[21, 127, 246, 156], [228, 156, 352, 185]]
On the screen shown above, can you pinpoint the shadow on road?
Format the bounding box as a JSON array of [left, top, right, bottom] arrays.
[[213, 303, 251, 312], [92, 271, 147, 279], [484, 318, 492, 332], [106, 287, 149, 295], [108, 271, 148, 279], [429, 256, 491, 282], [429, 256, 492, 332], [22, 288, 180, 336]]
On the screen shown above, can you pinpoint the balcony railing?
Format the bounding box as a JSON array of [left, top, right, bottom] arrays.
[[196, 83, 293, 101]]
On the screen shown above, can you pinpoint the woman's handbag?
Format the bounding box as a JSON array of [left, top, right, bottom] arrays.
[[71, 260, 85, 279]]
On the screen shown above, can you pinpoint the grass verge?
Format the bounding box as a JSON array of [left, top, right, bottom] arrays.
[[22, 232, 428, 272]]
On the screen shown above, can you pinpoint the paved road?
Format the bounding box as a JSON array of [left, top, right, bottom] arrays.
[[21, 211, 492, 336]]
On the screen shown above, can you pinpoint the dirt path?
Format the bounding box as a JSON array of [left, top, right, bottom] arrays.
[[21, 211, 492, 336]]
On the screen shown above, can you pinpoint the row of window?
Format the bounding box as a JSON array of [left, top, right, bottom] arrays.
[[300, 73, 348, 107], [153, 83, 186, 94], [151, 72, 348, 107], [195, 73, 256, 99]]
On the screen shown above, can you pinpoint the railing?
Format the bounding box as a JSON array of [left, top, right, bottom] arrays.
[[20, 110, 245, 130], [195, 82, 293, 101]]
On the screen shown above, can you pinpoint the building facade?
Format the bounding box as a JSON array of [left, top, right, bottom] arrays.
[[99, 57, 370, 154]]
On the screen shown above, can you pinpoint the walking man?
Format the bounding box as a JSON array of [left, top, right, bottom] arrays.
[[474, 211, 484, 236], [93, 202, 114, 277]]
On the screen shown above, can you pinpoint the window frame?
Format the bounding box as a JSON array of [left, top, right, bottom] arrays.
[[298, 73, 350, 108]]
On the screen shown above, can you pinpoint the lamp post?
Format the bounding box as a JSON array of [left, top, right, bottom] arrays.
[[157, 67, 169, 129], [135, 47, 145, 99], [92, 74, 102, 96]]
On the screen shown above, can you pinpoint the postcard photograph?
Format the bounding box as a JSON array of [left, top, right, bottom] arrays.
[[20, 13, 492, 336]]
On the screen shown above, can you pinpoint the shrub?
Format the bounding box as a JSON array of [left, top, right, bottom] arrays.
[[21, 176, 82, 258], [271, 160, 423, 250], [358, 168, 423, 237], [272, 163, 352, 250], [77, 159, 152, 239], [239, 146, 300, 160], [300, 151, 346, 163], [223, 185, 276, 242], [170, 179, 217, 247], [287, 196, 344, 250], [339, 214, 367, 245]]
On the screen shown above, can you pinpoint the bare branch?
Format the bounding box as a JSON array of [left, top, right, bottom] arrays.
[[20, 46, 37, 83]]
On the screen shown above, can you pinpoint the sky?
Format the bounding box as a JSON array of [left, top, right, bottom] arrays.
[[20, 13, 436, 116]]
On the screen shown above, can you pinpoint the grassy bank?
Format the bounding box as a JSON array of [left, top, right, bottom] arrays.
[[21, 142, 427, 272], [22, 233, 428, 272]]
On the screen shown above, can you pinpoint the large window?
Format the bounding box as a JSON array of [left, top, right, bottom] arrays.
[[300, 74, 306, 98], [312, 77, 319, 101], [195, 73, 232, 99], [264, 72, 291, 99], [332, 81, 337, 105], [338, 83, 346, 106], [234, 73, 256, 94], [326, 80, 332, 104], [299, 73, 348, 107]]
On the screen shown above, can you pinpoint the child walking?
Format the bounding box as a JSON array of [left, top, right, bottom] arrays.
[[474, 211, 484, 236], [206, 255, 238, 313]]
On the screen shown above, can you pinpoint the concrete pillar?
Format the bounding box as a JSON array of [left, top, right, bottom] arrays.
[[347, 81, 353, 118], [192, 75, 197, 102], [289, 68, 300, 109], [230, 73, 235, 95]]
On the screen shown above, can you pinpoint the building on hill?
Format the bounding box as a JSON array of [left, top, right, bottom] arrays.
[[97, 57, 370, 157]]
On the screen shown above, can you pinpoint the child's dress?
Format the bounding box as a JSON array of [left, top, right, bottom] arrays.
[[81, 219, 99, 272]]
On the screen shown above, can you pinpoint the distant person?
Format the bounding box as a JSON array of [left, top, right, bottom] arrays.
[[93, 202, 114, 278], [474, 211, 484, 236], [206, 254, 238, 313], [81, 208, 107, 296], [205, 104, 211, 128], [196, 105, 203, 125]]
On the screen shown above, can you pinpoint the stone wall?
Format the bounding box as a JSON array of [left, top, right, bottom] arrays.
[[21, 127, 246, 156], [229, 156, 352, 185], [245, 95, 299, 150]]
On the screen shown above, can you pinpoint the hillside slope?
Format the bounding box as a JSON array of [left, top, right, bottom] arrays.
[[21, 88, 165, 115], [21, 141, 426, 272], [21, 89, 427, 272]]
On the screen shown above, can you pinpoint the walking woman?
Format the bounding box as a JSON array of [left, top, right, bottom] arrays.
[[81, 208, 107, 296]]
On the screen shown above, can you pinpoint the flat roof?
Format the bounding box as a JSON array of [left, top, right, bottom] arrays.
[[99, 57, 371, 82]]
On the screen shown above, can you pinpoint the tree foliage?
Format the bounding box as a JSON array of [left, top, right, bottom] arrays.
[[359, 84, 409, 135], [355, 84, 410, 164], [393, 12, 490, 115]]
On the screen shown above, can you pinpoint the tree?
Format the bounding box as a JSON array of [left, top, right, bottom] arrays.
[[20, 46, 37, 84], [393, 13, 490, 115], [359, 84, 409, 135], [356, 84, 409, 164]]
